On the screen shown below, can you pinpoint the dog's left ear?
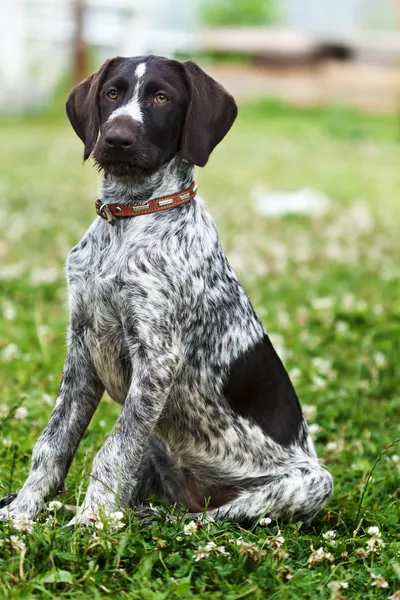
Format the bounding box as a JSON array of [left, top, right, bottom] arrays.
[[180, 61, 238, 167], [66, 57, 123, 160]]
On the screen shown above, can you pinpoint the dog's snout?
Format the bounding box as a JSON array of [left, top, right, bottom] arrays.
[[105, 126, 135, 150]]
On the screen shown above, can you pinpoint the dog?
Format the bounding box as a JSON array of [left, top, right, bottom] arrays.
[[0, 55, 333, 526]]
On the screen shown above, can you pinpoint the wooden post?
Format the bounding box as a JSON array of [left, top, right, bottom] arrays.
[[72, 0, 88, 85]]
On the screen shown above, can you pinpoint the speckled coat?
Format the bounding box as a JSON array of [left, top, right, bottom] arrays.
[[0, 56, 333, 525]]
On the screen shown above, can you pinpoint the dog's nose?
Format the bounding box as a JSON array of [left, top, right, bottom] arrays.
[[105, 127, 135, 149]]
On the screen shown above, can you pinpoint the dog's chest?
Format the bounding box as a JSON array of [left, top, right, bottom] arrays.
[[66, 227, 132, 402]]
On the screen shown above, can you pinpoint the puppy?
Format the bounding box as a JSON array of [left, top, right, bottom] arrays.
[[0, 56, 333, 525]]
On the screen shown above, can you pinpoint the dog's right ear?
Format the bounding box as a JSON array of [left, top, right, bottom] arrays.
[[66, 58, 123, 160]]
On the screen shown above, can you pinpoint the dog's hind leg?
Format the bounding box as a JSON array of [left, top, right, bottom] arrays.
[[130, 435, 185, 508], [192, 461, 333, 526]]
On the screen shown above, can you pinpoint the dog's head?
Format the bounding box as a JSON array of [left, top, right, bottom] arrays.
[[66, 55, 237, 176]]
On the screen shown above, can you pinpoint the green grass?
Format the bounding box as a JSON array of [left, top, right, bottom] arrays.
[[0, 100, 399, 599]]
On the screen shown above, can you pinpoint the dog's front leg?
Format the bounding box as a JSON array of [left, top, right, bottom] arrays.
[[71, 345, 180, 525], [0, 330, 104, 519]]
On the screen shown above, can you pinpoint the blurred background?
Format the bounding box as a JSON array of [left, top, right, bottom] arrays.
[[0, 1, 399, 543], [2, 0, 400, 112]]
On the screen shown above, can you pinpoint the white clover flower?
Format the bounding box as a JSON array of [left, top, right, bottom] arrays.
[[302, 404, 317, 421], [326, 441, 338, 451], [312, 375, 326, 390], [14, 406, 28, 420], [194, 541, 230, 561], [288, 367, 301, 384], [308, 546, 334, 564], [266, 530, 285, 549], [365, 525, 384, 552], [1, 343, 20, 362], [322, 530, 337, 542], [238, 541, 266, 562], [259, 517, 272, 526], [194, 542, 216, 561], [327, 581, 348, 592], [204, 542, 217, 551], [366, 537, 385, 551], [30, 267, 60, 285], [108, 510, 124, 522], [106, 511, 125, 530], [335, 321, 349, 334], [203, 514, 215, 523], [311, 357, 332, 376], [202, 515, 215, 531], [3, 439, 12, 447], [184, 520, 198, 536], [194, 547, 210, 561], [47, 500, 63, 512], [354, 547, 370, 559], [311, 297, 334, 310], [9, 536, 27, 552], [89, 508, 125, 531], [11, 513, 34, 533], [370, 573, 389, 588], [3, 302, 16, 321], [374, 352, 387, 368], [233, 537, 244, 546], [37, 325, 50, 339], [272, 548, 289, 560], [308, 423, 321, 436]]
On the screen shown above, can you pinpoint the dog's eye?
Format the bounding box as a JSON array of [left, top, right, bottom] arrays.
[[106, 89, 119, 100], [154, 92, 169, 104]]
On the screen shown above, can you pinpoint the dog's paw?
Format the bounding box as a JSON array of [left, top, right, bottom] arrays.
[[65, 513, 94, 528], [0, 493, 43, 523], [0, 502, 36, 531], [65, 505, 125, 530], [64, 503, 99, 527]]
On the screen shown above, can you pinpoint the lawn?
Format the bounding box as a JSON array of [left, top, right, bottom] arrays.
[[0, 99, 399, 599]]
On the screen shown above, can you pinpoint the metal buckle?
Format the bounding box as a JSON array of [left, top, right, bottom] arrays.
[[98, 203, 109, 219]]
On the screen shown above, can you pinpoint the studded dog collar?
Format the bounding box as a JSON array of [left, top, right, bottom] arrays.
[[95, 181, 197, 225]]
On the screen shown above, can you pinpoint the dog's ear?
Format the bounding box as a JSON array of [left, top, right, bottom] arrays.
[[66, 58, 123, 160], [180, 61, 238, 167]]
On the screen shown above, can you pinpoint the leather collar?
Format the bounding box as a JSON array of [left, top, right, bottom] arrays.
[[95, 181, 197, 225]]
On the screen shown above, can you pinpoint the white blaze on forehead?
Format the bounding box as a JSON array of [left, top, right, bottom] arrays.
[[107, 62, 147, 124], [135, 62, 146, 78]]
